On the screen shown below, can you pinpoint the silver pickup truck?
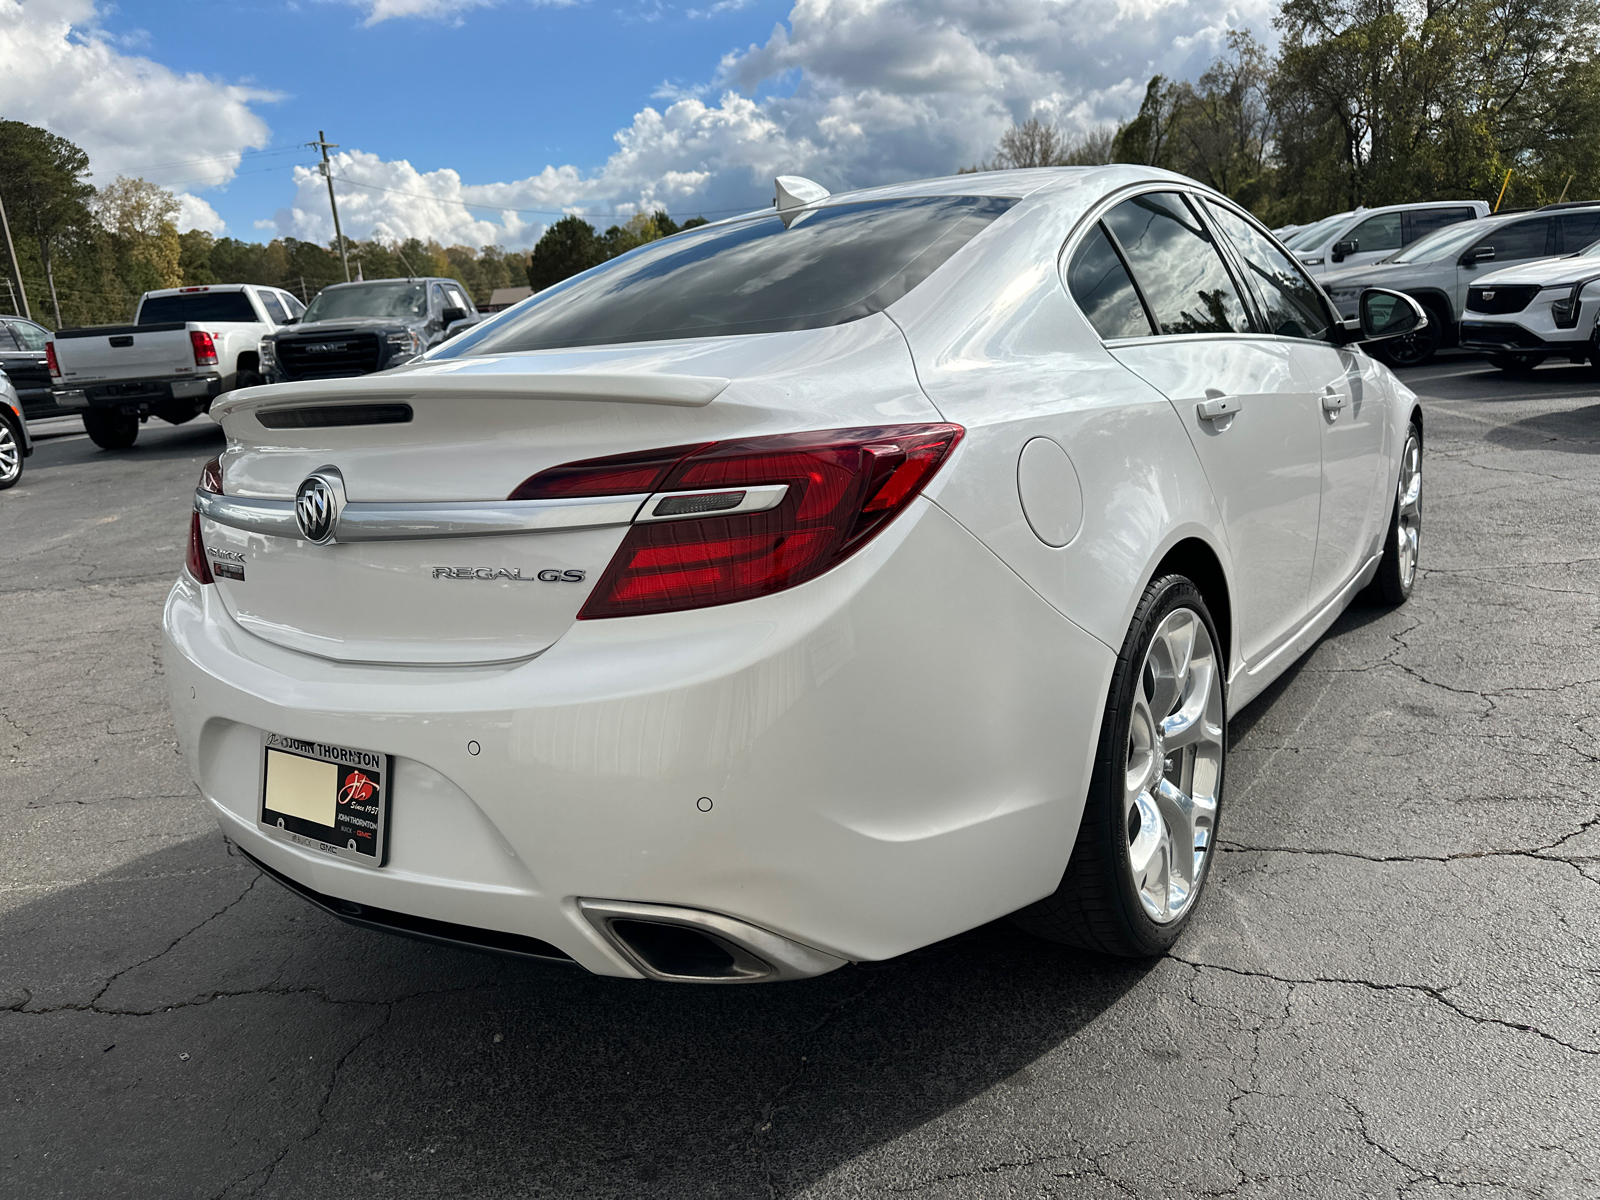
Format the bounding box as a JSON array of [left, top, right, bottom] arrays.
[[49, 284, 304, 448]]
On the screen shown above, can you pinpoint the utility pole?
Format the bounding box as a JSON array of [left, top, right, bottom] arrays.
[[0, 188, 31, 320], [311, 131, 350, 282]]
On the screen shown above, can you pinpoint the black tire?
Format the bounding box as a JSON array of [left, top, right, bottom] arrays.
[[0, 412, 23, 490], [83, 409, 139, 450], [1488, 352, 1544, 372], [1013, 574, 1226, 957], [1368, 420, 1422, 606], [1376, 299, 1445, 368]]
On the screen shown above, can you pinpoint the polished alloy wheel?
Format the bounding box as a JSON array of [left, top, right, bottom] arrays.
[[0, 420, 20, 485], [1123, 607, 1224, 923], [1395, 429, 1422, 591]]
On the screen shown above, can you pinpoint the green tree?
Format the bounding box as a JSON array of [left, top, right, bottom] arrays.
[[0, 121, 95, 326], [527, 215, 605, 291]]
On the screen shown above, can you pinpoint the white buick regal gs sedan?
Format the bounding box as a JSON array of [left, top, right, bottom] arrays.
[[162, 167, 1426, 982]]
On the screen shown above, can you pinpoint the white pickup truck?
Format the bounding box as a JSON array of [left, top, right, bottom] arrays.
[[48, 284, 304, 448]]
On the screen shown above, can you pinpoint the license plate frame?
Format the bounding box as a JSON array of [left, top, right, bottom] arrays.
[[258, 732, 390, 866]]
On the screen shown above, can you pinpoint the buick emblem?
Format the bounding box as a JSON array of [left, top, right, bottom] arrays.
[[295, 467, 345, 544]]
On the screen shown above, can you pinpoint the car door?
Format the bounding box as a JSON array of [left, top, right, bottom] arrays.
[[1456, 217, 1555, 316], [1331, 211, 1403, 271], [1204, 200, 1389, 609], [1099, 190, 1323, 666], [0, 321, 55, 416], [1556, 210, 1600, 253]]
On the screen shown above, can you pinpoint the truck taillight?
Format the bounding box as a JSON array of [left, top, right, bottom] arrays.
[[45, 342, 59, 378], [190, 329, 218, 367], [187, 457, 223, 585], [512, 425, 963, 619]]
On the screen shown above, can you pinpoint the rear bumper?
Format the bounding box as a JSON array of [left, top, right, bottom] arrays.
[[54, 374, 222, 411], [162, 499, 1114, 980]]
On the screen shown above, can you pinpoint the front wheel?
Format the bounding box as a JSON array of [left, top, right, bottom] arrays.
[[1013, 575, 1226, 957], [0, 413, 23, 489], [83, 409, 139, 450], [1368, 421, 1422, 605], [1376, 300, 1445, 368]]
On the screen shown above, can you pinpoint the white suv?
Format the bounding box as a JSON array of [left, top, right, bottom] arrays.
[[1288, 201, 1488, 277], [1317, 203, 1600, 366], [1459, 235, 1600, 370]]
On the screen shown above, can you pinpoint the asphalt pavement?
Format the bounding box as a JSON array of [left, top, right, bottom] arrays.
[[3, 361, 1597, 1199]]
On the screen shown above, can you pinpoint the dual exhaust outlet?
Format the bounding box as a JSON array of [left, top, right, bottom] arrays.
[[579, 899, 848, 984]]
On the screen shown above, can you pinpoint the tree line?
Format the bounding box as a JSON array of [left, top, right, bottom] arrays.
[[4, 0, 1598, 327], [977, 0, 1600, 223]]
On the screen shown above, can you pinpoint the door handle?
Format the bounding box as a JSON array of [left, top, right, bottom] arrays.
[[1197, 394, 1241, 422], [1321, 386, 1347, 414]]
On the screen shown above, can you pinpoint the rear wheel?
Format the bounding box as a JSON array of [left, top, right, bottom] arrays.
[[1488, 352, 1544, 372], [1368, 421, 1422, 606], [0, 413, 23, 489], [84, 409, 139, 450], [1013, 575, 1225, 957], [1376, 299, 1445, 367]]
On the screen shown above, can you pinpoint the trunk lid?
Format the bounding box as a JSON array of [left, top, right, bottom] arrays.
[[201, 318, 935, 665], [53, 324, 195, 384]]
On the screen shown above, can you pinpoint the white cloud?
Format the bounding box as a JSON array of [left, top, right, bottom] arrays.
[[175, 192, 226, 235], [271, 0, 1277, 248], [0, 0, 274, 190], [352, 0, 577, 24]]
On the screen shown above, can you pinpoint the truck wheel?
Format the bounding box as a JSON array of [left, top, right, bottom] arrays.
[[84, 410, 139, 450], [0, 413, 24, 489]]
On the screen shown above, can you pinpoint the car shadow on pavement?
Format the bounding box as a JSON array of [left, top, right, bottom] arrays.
[[1483, 401, 1600, 453], [2, 832, 1158, 1197]]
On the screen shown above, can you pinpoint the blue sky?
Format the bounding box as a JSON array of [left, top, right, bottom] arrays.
[[1, 0, 1276, 249]]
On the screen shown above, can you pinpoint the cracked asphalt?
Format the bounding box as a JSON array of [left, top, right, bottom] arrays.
[[3, 356, 1598, 1199]]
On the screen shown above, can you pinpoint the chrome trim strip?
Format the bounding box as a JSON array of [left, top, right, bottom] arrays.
[[195, 488, 648, 541], [635, 483, 789, 522]]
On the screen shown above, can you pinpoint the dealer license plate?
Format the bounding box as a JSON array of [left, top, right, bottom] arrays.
[[259, 732, 390, 866]]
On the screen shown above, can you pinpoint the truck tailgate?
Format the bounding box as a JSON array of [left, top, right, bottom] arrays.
[[53, 323, 197, 385]]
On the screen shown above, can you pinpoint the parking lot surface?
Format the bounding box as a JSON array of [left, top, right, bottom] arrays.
[[3, 361, 1597, 1199]]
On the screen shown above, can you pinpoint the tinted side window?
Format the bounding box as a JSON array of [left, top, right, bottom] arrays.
[[258, 291, 289, 324], [1204, 202, 1334, 341], [445, 285, 472, 313], [10, 320, 49, 350], [1346, 213, 1402, 252], [1067, 223, 1154, 339], [1472, 218, 1551, 262], [1103, 192, 1248, 335], [283, 294, 306, 317], [1407, 207, 1475, 243], [0, 324, 20, 351], [1559, 211, 1600, 253]]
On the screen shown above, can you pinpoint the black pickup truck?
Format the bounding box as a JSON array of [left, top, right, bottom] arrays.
[[260, 277, 482, 383]]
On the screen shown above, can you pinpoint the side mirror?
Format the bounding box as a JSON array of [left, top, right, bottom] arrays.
[[1358, 288, 1429, 341], [281, 315, 299, 325], [1461, 246, 1495, 266], [441, 306, 467, 326], [442, 317, 477, 341], [1331, 239, 1358, 263]]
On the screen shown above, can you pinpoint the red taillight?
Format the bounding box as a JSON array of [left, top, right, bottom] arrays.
[[186, 458, 223, 585], [186, 512, 213, 584], [45, 341, 59, 378], [532, 424, 963, 620], [190, 329, 217, 367]]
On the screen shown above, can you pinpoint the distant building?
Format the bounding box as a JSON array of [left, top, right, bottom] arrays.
[[484, 286, 533, 313]]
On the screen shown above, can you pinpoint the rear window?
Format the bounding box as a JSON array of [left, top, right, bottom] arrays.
[[437, 196, 1014, 356], [138, 292, 258, 324]]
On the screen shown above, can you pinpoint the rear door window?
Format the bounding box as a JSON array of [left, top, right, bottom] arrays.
[[1469, 218, 1553, 263], [138, 291, 259, 324], [1102, 192, 1249, 335], [1406, 207, 1476, 244], [9, 320, 49, 350], [0, 324, 19, 350], [1203, 202, 1335, 341], [1345, 212, 1402, 254], [438, 196, 1015, 356], [1558, 211, 1600, 253], [1066, 223, 1154, 339], [258, 291, 289, 324]]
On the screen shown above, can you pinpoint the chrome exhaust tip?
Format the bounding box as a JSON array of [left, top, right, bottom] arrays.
[[578, 899, 849, 983]]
